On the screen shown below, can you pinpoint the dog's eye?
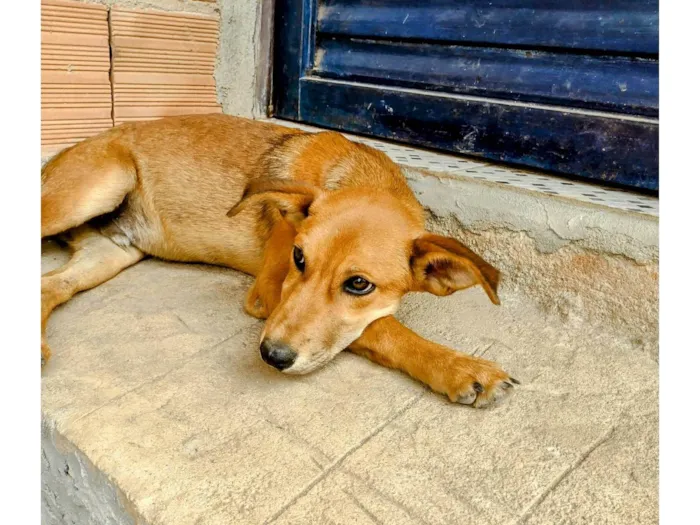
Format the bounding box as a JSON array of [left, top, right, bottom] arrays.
[[344, 276, 375, 296], [293, 246, 305, 272]]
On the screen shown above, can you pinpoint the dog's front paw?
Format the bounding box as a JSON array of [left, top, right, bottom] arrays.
[[441, 354, 518, 408]]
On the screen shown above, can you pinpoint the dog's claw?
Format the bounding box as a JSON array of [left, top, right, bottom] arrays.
[[509, 377, 521, 385], [454, 377, 519, 408]]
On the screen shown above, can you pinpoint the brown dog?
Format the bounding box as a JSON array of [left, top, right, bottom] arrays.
[[41, 114, 518, 407]]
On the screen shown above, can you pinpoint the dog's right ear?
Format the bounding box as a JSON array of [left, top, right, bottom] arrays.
[[410, 233, 501, 305], [226, 179, 322, 227]]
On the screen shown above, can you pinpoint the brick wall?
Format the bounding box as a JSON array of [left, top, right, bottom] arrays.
[[41, 0, 221, 157]]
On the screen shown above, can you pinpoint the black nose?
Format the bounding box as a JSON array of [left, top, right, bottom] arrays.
[[260, 339, 297, 371]]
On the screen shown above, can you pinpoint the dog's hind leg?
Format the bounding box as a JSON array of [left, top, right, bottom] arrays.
[[41, 225, 143, 365], [41, 142, 137, 238]]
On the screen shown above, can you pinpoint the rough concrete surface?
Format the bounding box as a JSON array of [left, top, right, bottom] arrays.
[[404, 169, 658, 262], [215, 0, 273, 118], [41, 238, 658, 525], [43, 423, 142, 525], [405, 169, 659, 358]]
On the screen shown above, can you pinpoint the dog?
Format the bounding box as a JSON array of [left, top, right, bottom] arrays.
[[41, 114, 518, 408]]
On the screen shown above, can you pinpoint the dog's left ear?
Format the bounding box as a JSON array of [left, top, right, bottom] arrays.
[[410, 233, 501, 305], [227, 179, 322, 227]]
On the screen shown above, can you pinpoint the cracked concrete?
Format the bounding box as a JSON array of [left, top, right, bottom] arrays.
[[41, 233, 658, 524], [405, 169, 657, 262]]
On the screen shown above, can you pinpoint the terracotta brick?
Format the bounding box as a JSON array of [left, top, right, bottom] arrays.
[[41, 0, 111, 156], [110, 7, 222, 125], [41, 2, 223, 155]]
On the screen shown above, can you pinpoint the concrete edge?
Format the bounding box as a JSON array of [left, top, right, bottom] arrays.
[[42, 419, 146, 525], [404, 167, 658, 264]]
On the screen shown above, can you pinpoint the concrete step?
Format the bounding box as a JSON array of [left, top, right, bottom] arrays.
[[42, 126, 657, 524]]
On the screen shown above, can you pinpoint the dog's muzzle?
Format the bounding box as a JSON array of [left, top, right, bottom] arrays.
[[260, 339, 297, 371]]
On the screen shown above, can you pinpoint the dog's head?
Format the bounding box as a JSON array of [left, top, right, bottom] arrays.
[[230, 179, 500, 375]]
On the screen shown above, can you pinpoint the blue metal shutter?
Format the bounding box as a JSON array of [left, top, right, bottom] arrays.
[[273, 0, 658, 190]]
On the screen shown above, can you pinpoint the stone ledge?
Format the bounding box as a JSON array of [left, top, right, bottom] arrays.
[[43, 421, 142, 525]]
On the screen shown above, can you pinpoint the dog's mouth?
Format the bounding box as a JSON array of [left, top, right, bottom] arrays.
[[279, 327, 368, 374], [280, 351, 337, 375], [260, 322, 366, 375]]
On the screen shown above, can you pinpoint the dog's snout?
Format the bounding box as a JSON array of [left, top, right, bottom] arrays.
[[260, 339, 297, 371]]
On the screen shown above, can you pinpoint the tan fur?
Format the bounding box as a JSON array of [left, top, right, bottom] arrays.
[[41, 114, 517, 407]]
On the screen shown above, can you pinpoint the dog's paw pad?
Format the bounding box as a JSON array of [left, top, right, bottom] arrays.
[[444, 355, 520, 408], [457, 391, 477, 405], [456, 381, 486, 405]]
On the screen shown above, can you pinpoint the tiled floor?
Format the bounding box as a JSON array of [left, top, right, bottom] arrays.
[[268, 119, 659, 217]]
